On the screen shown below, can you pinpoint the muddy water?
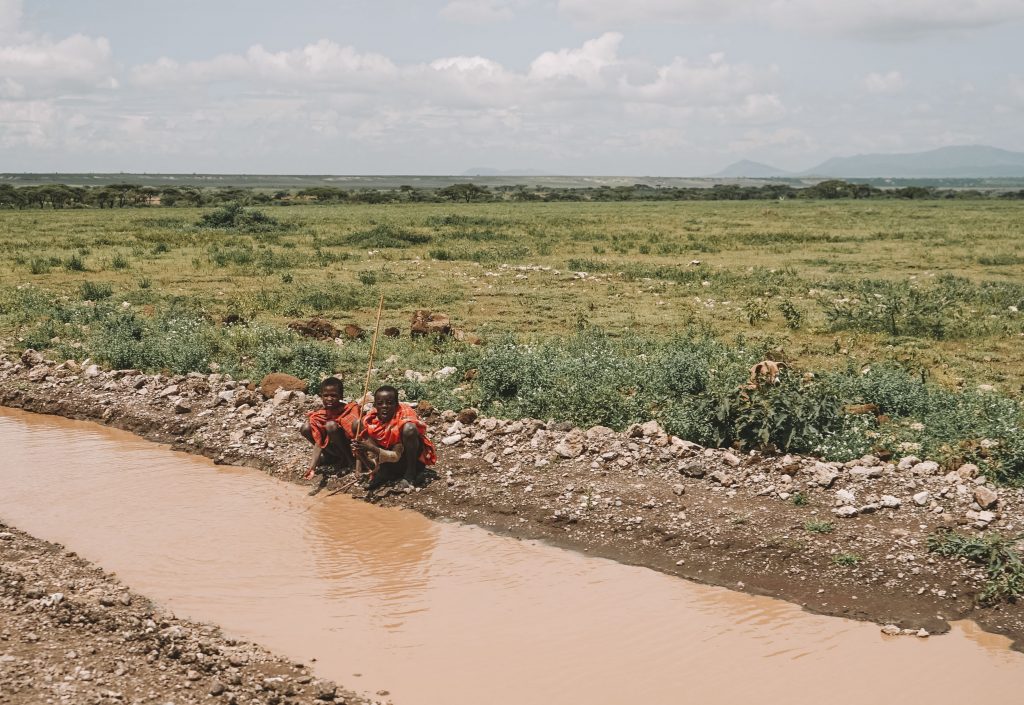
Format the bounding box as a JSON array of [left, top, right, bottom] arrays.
[[2, 408, 1023, 704]]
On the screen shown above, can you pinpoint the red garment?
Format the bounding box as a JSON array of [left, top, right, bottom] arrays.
[[360, 403, 437, 466], [306, 402, 360, 448]]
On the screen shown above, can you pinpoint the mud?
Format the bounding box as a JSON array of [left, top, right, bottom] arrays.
[[1, 352, 1024, 651], [3, 408, 1024, 705]]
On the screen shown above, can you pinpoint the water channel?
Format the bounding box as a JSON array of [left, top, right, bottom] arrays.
[[1, 407, 1023, 704]]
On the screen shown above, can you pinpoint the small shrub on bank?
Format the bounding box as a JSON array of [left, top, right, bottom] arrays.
[[928, 529, 1024, 604], [79, 281, 113, 301], [346, 224, 430, 248]]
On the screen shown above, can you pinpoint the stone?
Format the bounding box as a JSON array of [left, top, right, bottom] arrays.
[[20, 348, 45, 367], [911, 461, 940, 476], [554, 441, 582, 459], [679, 460, 706, 478], [881, 624, 901, 636], [721, 452, 742, 467], [974, 486, 998, 510], [639, 420, 663, 437], [84, 364, 102, 378], [314, 680, 338, 701], [209, 681, 226, 696], [880, 495, 901, 508], [157, 384, 179, 398], [813, 467, 840, 488], [957, 463, 980, 480], [836, 489, 856, 504], [441, 434, 464, 446], [897, 455, 921, 471], [174, 401, 192, 414], [259, 372, 307, 398], [913, 491, 931, 506], [834, 506, 858, 518], [434, 366, 458, 380], [709, 470, 734, 486]]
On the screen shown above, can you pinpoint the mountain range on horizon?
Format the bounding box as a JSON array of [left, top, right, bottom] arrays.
[[712, 145, 1024, 179]]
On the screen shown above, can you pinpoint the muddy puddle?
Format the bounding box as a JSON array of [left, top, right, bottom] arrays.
[[2, 407, 1024, 704]]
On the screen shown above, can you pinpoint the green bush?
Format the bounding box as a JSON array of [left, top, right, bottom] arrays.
[[79, 281, 113, 301], [197, 203, 285, 232], [346, 224, 430, 248]]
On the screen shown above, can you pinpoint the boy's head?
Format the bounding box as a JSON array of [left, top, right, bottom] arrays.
[[373, 385, 399, 422], [319, 377, 344, 407]]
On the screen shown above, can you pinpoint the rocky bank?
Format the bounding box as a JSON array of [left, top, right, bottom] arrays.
[[2, 349, 1023, 652]]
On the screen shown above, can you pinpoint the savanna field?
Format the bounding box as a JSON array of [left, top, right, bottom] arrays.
[[2, 200, 1023, 479]]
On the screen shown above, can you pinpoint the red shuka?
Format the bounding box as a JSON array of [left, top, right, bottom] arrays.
[[359, 403, 437, 466], [306, 402, 360, 448]]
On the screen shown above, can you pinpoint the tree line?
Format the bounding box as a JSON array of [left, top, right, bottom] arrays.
[[1, 180, 1022, 209]]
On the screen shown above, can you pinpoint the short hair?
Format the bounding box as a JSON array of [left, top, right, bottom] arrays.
[[319, 376, 344, 395], [374, 384, 399, 399]]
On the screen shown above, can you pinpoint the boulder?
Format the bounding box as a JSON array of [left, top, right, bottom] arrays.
[[974, 486, 999, 510], [259, 373, 308, 399], [20, 349, 45, 367]]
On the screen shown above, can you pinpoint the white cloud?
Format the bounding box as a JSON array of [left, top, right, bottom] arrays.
[[558, 0, 1024, 38], [0, 0, 116, 98], [440, 0, 516, 24], [528, 32, 622, 87], [863, 70, 906, 93]]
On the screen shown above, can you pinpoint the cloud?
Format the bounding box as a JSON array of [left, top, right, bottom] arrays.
[[558, 0, 1024, 38], [528, 32, 622, 87], [440, 0, 517, 24], [863, 70, 906, 93], [0, 0, 116, 98]]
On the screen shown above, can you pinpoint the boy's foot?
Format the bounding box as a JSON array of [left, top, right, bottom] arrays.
[[395, 479, 414, 494], [308, 474, 328, 496]]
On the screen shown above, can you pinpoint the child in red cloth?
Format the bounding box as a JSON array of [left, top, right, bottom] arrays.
[[300, 376, 360, 494], [353, 385, 436, 492]]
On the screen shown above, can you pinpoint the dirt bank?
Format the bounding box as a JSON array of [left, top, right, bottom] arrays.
[[0, 520, 380, 705], [2, 350, 1023, 650]]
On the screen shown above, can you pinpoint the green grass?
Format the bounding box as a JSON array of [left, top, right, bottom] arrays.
[[928, 529, 1024, 604], [1, 200, 1022, 477], [804, 520, 835, 534]]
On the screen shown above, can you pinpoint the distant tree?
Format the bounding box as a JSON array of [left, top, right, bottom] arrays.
[[438, 183, 491, 202], [0, 184, 23, 209]]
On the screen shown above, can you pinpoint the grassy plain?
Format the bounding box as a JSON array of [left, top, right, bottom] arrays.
[[1, 199, 1022, 388], [2, 200, 1023, 477]]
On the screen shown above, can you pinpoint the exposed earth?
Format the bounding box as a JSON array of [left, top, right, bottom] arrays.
[[0, 519, 378, 705], [1, 347, 1023, 695]]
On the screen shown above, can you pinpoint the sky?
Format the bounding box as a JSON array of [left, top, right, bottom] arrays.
[[1, 0, 1022, 175]]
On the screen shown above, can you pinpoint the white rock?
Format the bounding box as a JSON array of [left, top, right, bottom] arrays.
[[441, 434, 464, 446], [834, 506, 858, 518], [880, 495, 901, 508], [434, 366, 458, 380], [897, 455, 921, 471], [836, 489, 856, 504], [721, 452, 742, 467], [849, 465, 884, 479], [913, 491, 931, 506], [911, 461, 940, 476]]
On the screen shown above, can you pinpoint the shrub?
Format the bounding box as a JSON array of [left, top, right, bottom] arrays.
[[197, 203, 285, 232], [928, 529, 1024, 604], [79, 281, 113, 301], [346, 224, 430, 248], [64, 254, 86, 271]]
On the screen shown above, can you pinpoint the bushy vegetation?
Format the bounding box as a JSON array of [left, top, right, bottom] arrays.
[[196, 203, 286, 232], [928, 529, 1024, 604], [2, 199, 1022, 482]]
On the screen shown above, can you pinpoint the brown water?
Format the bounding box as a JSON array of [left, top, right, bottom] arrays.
[[1, 407, 1023, 705]]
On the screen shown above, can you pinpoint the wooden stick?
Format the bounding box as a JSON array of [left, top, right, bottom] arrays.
[[354, 294, 385, 481]]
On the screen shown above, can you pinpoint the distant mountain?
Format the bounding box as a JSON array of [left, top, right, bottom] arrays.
[[462, 167, 552, 176], [802, 145, 1024, 178], [711, 160, 793, 178]]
